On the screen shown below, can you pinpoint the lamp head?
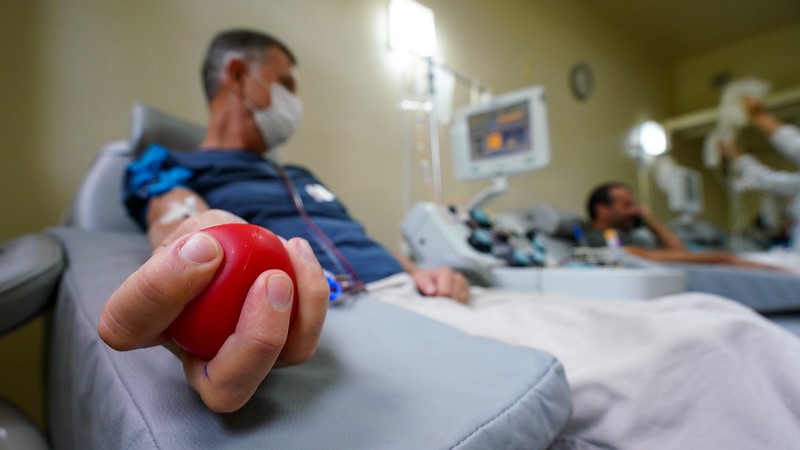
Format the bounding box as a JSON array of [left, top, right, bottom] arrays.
[[627, 120, 669, 159]]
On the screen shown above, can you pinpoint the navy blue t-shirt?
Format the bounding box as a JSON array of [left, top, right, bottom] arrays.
[[123, 147, 404, 283]]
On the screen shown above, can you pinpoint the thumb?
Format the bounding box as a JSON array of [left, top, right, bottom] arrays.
[[98, 232, 223, 350]]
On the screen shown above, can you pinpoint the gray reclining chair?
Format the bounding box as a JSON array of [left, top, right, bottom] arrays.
[[0, 233, 64, 450], [65, 103, 206, 233], [43, 104, 572, 449]]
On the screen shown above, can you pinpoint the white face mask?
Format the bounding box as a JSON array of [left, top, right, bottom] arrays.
[[247, 75, 303, 151]]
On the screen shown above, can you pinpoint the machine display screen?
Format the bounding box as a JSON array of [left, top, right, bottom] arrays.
[[450, 85, 550, 181], [467, 101, 531, 162]]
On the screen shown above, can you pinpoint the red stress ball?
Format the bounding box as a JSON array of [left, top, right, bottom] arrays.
[[167, 223, 297, 359]]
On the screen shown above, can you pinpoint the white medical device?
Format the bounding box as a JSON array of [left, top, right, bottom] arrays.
[[451, 86, 550, 211], [656, 160, 723, 249], [403, 87, 552, 284], [655, 156, 704, 218], [667, 167, 703, 217]]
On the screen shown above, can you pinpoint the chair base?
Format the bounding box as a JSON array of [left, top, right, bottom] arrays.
[[0, 399, 49, 450]]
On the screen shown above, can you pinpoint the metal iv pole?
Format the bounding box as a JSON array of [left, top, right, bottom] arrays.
[[425, 56, 444, 205]]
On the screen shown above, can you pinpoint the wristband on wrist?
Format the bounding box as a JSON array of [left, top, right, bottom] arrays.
[[124, 144, 194, 228]]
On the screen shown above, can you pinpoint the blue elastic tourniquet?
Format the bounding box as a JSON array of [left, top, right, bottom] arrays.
[[123, 144, 194, 228]]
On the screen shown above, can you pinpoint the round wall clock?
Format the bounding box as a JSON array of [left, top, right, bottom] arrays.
[[569, 61, 594, 101]]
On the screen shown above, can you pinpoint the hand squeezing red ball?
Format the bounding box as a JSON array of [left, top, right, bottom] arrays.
[[167, 223, 298, 359]]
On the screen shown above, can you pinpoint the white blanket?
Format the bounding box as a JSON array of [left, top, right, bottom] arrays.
[[368, 274, 800, 450]]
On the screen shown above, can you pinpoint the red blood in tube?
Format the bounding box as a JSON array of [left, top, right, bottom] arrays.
[[167, 223, 297, 359]]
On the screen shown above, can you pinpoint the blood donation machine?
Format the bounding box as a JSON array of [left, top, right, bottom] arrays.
[[401, 86, 685, 299]]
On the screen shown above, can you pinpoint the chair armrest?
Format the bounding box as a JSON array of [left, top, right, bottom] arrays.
[[0, 233, 64, 335], [46, 226, 572, 450]]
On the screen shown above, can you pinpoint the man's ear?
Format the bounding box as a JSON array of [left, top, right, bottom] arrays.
[[220, 57, 249, 95]]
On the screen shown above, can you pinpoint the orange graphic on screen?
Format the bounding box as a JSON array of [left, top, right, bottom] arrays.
[[487, 132, 503, 151]]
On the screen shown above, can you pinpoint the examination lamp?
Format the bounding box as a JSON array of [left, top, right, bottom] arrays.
[[388, 0, 437, 57], [627, 120, 669, 158]]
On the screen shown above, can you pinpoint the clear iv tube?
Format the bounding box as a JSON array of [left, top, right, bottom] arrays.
[[272, 162, 366, 293]]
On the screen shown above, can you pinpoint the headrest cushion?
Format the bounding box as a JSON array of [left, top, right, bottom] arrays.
[[129, 103, 206, 157]]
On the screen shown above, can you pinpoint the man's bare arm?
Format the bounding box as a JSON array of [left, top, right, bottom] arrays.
[[146, 187, 211, 248], [626, 247, 780, 271], [639, 208, 685, 250]]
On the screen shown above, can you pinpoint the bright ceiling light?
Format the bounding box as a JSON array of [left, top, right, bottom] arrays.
[[388, 0, 437, 57]]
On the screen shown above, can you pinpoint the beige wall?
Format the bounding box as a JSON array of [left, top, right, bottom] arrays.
[[0, 0, 683, 426], [675, 21, 800, 114], [0, 0, 673, 243], [417, 0, 673, 221]]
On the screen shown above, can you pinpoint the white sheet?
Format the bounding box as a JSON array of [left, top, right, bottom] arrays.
[[740, 250, 800, 275], [368, 274, 800, 450]]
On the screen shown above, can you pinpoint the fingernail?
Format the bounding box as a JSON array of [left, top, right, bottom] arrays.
[[179, 233, 218, 264], [267, 275, 293, 310], [294, 238, 317, 264]]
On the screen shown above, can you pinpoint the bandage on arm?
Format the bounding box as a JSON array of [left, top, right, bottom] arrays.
[[146, 187, 210, 248]]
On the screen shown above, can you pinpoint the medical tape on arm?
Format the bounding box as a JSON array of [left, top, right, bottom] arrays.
[[159, 196, 200, 224]]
